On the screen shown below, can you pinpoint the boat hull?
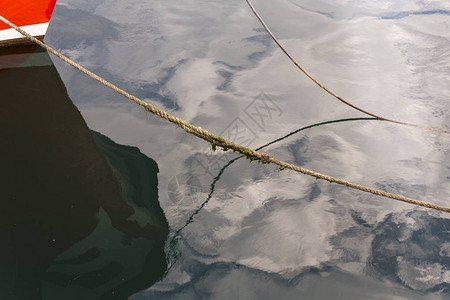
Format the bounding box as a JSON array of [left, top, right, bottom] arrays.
[[0, 0, 57, 47]]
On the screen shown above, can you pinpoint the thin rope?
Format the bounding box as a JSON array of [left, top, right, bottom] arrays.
[[245, 0, 450, 135], [1, 14, 449, 213]]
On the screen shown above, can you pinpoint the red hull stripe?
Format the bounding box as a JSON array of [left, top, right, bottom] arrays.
[[0, 0, 57, 30]]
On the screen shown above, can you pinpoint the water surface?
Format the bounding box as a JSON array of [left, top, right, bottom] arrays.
[[39, 0, 450, 298], [0, 49, 168, 299]]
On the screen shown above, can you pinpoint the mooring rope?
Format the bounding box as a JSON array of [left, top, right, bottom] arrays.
[[1, 14, 449, 213], [245, 0, 450, 135]]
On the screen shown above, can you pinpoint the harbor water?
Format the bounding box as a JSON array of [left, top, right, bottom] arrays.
[[2, 0, 450, 298]]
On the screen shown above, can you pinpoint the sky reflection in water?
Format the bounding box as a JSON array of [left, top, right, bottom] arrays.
[[44, 0, 450, 298]]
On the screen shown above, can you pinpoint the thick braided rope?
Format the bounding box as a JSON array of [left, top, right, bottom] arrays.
[[245, 0, 450, 135], [1, 14, 449, 213]]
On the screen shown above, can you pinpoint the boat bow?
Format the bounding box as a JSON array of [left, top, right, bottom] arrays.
[[0, 0, 57, 47]]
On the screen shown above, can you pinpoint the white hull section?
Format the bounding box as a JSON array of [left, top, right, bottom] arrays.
[[0, 22, 49, 42]]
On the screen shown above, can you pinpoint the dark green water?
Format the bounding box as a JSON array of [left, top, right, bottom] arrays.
[[0, 49, 168, 299]]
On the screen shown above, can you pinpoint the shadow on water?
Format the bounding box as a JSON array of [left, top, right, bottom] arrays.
[[0, 47, 168, 299], [165, 116, 380, 271]]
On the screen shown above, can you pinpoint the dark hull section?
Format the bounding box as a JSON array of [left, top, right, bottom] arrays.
[[0, 35, 44, 49]]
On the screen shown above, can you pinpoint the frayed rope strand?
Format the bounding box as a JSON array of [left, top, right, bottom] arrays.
[[1, 14, 449, 213]]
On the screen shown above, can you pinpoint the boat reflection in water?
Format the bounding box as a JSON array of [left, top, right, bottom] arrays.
[[0, 45, 168, 299]]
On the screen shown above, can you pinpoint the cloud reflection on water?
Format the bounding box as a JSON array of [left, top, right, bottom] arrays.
[[46, 0, 450, 298]]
